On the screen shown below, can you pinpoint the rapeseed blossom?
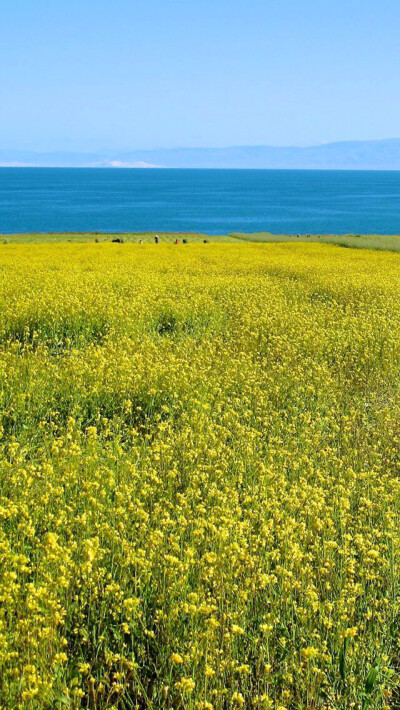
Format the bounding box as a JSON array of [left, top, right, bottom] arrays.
[[0, 242, 399, 707]]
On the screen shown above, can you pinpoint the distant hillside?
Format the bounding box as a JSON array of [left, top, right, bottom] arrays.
[[2, 139, 400, 169]]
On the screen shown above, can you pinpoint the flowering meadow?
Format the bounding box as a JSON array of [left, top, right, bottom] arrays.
[[1, 242, 400, 709]]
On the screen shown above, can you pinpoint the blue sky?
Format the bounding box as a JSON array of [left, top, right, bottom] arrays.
[[1, 0, 399, 151]]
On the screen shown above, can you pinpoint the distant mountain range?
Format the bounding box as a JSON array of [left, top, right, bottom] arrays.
[[2, 139, 400, 169]]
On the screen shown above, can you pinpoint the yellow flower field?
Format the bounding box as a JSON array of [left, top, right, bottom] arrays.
[[1, 242, 400, 709]]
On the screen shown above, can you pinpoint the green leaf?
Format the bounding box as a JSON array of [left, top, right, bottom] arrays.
[[364, 664, 379, 695], [339, 637, 348, 682]]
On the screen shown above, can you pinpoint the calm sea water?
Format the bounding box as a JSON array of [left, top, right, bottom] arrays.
[[1, 168, 400, 234]]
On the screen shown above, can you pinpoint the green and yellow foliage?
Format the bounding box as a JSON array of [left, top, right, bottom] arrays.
[[1, 242, 400, 709]]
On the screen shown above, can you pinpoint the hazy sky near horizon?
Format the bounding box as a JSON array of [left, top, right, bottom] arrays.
[[1, 0, 399, 152]]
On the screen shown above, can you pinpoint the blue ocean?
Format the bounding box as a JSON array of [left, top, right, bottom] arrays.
[[1, 168, 400, 234]]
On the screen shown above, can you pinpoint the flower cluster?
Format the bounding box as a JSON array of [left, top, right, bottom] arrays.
[[0, 242, 399, 708]]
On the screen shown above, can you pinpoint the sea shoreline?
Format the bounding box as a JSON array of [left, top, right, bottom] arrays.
[[1, 230, 400, 252]]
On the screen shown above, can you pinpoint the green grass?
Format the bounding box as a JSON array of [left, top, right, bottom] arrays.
[[0, 231, 232, 244], [2, 231, 400, 252], [231, 232, 400, 251]]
